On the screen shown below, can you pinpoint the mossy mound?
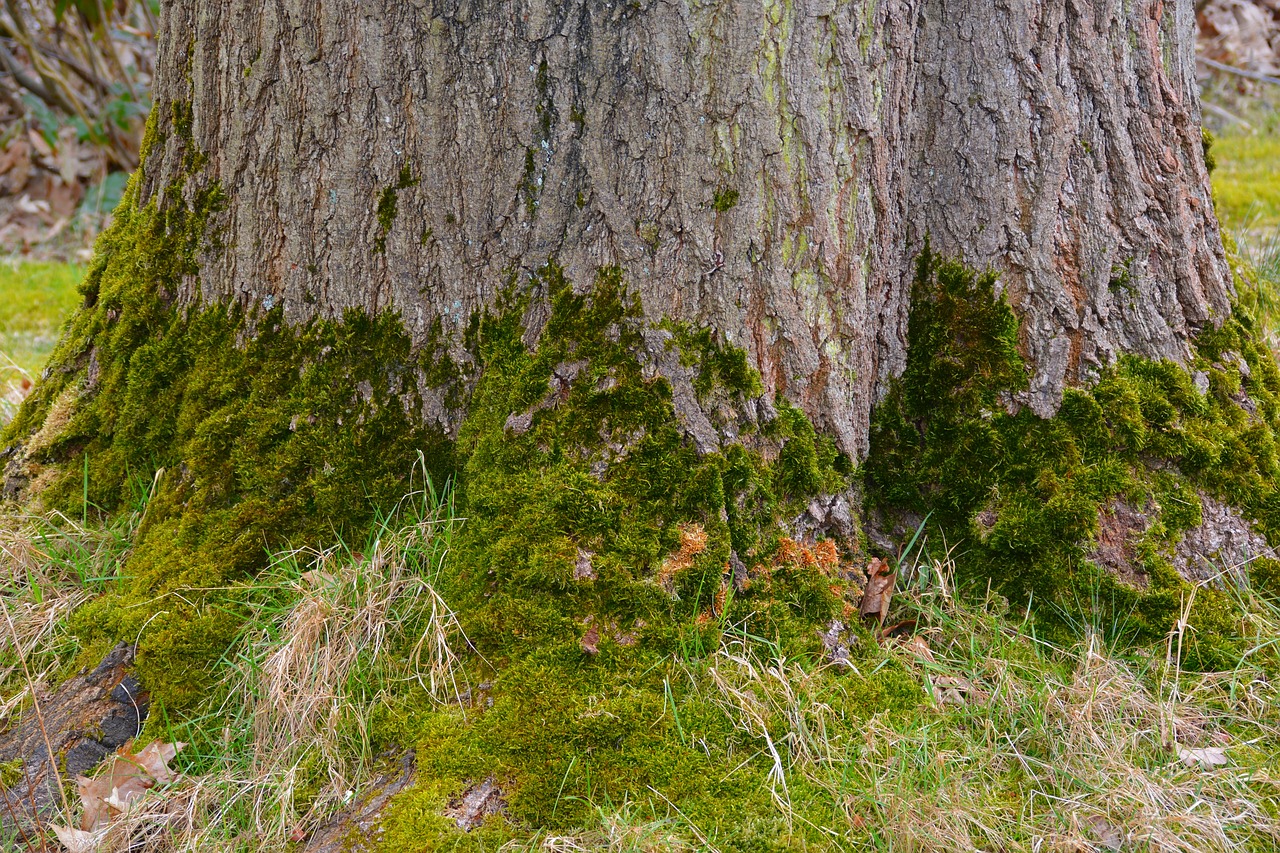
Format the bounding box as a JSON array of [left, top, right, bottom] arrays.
[[3, 144, 865, 711], [4, 109, 453, 707], [450, 263, 859, 663], [866, 246, 1280, 670]]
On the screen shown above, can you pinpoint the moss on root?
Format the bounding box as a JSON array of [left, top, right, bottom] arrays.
[[451, 262, 857, 661], [4, 107, 453, 708], [866, 245, 1280, 670]]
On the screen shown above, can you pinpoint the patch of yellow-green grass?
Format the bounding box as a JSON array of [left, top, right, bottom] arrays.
[[0, 260, 82, 379], [1212, 132, 1280, 231]]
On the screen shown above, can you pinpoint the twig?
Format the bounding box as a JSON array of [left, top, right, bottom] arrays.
[[1202, 101, 1255, 131], [1198, 56, 1280, 87]]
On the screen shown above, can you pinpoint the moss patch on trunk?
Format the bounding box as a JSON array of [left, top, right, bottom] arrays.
[[866, 246, 1280, 671], [3, 117, 454, 707], [4, 170, 864, 713]]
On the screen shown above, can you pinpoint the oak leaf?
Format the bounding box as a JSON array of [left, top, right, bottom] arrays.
[[858, 558, 895, 625]]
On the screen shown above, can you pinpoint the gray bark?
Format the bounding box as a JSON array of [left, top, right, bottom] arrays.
[[146, 0, 1229, 457]]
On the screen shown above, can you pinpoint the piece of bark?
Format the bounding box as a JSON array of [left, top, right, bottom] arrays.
[[0, 642, 148, 843]]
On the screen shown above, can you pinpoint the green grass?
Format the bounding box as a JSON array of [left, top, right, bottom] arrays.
[[1209, 124, 1280, 348], [1213, 133, 1280, 232], [0, 261, 83, 378]]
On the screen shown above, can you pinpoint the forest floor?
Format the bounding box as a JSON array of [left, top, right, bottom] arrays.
[[2, 106, 1280, 853]]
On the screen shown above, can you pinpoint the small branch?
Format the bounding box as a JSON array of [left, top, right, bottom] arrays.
[[0, 40, 56, 105], [1202, 100, 1255, 131], [1198, 56, 1280, 87]]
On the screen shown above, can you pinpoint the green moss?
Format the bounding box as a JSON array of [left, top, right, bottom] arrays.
[[666, 321, 763, 401], [451, 263, 853, 661], [375, 163, 419, 253], [361, 264, 899, 849], [866, 245, 1280, 665], [1250, 555, 1280, 601], [0, 758, 23, 789], [368, 626, 920, 849], [5, 118, 451, 708], [1202, 127, 1217, 175], [711, 187, 740, 213]]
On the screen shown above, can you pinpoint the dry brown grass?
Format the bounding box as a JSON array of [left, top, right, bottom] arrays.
[[5, 500, 466, 852], [699, 559, 1280, 852]]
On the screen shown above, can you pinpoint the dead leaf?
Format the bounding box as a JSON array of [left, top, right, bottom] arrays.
[[1177, 745, 1228, 769], [900, 635, 935, 662], [931, 675, 986, 707], [858, 557, 895, 625], [51, 823, 108, 853], [300, 569, 335, 587], [75, 740, 184, 831], [128, 740, 184, 785], [580, 620, 600, 656], [1083, 814, 1124, 851], [27, 128, 52, 159]]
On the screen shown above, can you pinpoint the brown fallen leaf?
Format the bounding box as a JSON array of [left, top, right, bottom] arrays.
[[51, 823, 107, 853], [75, 740, 185, 831], [859, 557, 895, 626], [900, 634, 935, 662], [931, 675, 986, 707], [129, 740, 184, 785], [1082, 814, 1124, 851]]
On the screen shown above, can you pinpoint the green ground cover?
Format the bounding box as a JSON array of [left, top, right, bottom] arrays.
[[0, 260, 83, 378], [1213, 132, 1280, 232]]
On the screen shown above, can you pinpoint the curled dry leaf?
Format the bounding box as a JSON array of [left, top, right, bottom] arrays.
[[931, 675, 987, 707], [1177, 745, 1228, 769], [858, 558, 895, 626], [74, 740, 185, 832], [1082, 814, 1124, 851], [900, 635, 935, 662], [51, 823, 108, 853]]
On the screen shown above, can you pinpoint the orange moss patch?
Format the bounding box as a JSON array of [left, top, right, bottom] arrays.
[[774, 537, 841, 575], [657, 523, 709, 594]]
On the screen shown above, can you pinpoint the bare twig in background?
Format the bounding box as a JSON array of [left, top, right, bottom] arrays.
[[0, 0, 153, 170], [1199, 56, 1280, 88]]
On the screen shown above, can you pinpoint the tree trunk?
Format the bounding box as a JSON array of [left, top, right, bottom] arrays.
[[7, 0, 1266, 706], [148, 0, 1227, 457]]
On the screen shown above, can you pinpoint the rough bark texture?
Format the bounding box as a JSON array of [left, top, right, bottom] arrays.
[[145, 0, 1229, 458]]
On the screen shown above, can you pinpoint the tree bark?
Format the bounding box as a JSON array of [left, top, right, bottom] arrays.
[[144, 0, 1229, 459]]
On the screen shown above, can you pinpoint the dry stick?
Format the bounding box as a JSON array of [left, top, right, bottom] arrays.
[[1198, 56, 1280, 87], [0, 604, 73, 837], [1203, 101, 1256, 130], [2, 1, 79, 117]]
